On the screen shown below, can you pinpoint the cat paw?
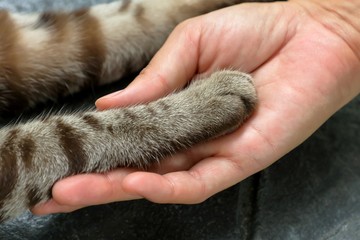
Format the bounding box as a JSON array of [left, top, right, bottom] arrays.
[[199, 70, 258, 114]]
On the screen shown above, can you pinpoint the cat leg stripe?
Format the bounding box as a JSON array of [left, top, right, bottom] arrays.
[[82, 114, 103, 131], [0, 129, 20, 217], [56, 120, 87, 174], [18, 135, 36, 170], [26, 186, 42, 208]]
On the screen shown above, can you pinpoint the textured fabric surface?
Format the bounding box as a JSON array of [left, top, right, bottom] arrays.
[[0, 0, 359, 239]]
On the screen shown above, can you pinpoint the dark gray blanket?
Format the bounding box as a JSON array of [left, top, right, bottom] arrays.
[[0, 0, 359, 239]]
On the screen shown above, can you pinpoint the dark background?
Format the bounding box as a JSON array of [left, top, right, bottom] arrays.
[[0, 0, 359, 239]]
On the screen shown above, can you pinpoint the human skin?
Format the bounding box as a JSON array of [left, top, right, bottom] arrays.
[[33, 0, 360, 214]]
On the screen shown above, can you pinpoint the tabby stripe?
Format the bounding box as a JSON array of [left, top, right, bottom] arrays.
[[158, 101, 170, 111], [32, 12, 83, 99], [34, 11, 68, 30], [26, 186, 42, 207], [146, 106, 157, 117], [0, 129, 20, 217], [0, 10, 17, 58], [0, 11, 29, 113], [56, 120, 87, 174], [138, 125, 160, 141], [123, 109, 137, 121], [133, 4, 149, 26], [119, 0, 131, 12], [107, 125, 115, 135], [19, 135, 36, 170], [75, 9, 106, 87], [82, 114, 103, 130], [34, 9, 105, 88]]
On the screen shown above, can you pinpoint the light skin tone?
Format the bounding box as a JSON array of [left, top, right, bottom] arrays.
[[33, 0, 360, 214]]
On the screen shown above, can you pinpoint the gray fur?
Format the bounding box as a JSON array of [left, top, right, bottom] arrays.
[[0, 0, 259, 222], [0, 70, 257, 221]]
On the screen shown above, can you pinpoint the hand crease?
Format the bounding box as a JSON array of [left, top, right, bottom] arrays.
[[104, 172, 115, 199], [247, 124, 278, 169], [188, 169, 207, 203]]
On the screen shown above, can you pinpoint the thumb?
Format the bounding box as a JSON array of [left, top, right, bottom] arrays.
[[96, 21, 201, 110]]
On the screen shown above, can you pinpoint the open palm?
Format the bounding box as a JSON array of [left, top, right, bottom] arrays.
[[33, 1, 360, 214]]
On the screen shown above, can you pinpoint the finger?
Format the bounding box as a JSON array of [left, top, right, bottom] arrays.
[[33, 168, 141, 215], [122, 156, 250, 204], [121, 129, 257, 204], [96, 20, 201, 110], [53, 169, 142, 205], [32, 199, 83, 215], [149, 142, 214, 174]]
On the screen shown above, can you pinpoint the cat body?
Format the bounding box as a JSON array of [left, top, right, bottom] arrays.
[[0, 0, 259, 222], [0, 0, 259, 114]]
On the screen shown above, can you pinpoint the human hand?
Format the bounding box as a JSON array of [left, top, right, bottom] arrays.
[[33, 0, 360, 214]]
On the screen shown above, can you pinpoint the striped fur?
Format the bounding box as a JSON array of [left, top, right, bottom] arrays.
[[0, 0, 260, 221], [0, 70, 257, 221], [0, 0, 256, 114]]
